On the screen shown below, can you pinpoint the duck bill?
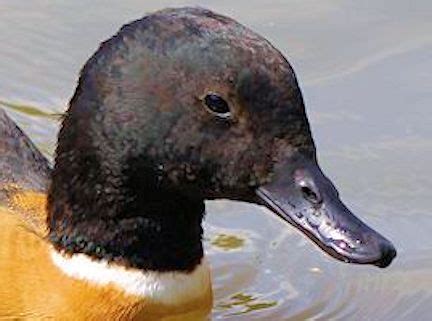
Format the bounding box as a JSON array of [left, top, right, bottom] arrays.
[[256, 158, 396, 268]]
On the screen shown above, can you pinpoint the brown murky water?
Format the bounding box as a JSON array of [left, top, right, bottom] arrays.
[[1, 1, 431, 320]]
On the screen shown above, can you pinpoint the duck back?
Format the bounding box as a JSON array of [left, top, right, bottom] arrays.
[[0, 108, 50, 231], [0, 108, 50, 201]]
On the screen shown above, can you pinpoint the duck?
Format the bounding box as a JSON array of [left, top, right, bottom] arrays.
[[0, 7, 396, 321]]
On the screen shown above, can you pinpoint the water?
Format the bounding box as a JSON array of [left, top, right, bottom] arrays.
[[1, 1, 431, 319]]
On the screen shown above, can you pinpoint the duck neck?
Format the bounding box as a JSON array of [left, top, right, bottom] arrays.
[[48, 149, 205, 272]]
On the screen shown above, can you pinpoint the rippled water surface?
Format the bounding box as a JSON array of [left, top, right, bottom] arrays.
[[1, 1, 431, 320]]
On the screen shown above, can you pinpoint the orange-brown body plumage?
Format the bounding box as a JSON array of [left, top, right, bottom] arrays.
[[0, 192, 212, 321]]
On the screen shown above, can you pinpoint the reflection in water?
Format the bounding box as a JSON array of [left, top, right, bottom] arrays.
[[1, 1, 431, 320], [211, 234, 246, 251], [216, 292, 277, 316], [0, 99, 60, 119]]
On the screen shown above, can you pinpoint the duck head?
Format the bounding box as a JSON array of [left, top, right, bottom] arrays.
[[48, 7, 396, 272]]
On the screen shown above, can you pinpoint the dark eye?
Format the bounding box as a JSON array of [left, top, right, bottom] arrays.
[[203, 93, 231, 118]]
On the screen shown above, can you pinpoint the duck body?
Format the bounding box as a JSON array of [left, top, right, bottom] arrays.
[[0, 7, 395, 321]]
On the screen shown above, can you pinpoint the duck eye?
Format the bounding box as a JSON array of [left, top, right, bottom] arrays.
[[203, 93, 231, 118]]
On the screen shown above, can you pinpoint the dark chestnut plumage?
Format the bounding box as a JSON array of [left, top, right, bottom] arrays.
[[0, 6, 397, 320]]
